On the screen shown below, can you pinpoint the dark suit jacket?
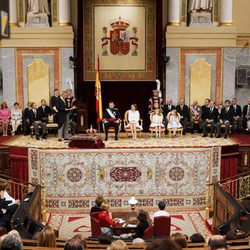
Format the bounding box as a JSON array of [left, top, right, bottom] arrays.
[[201, 105, 209, 121], [220, 107, 233, 122], [203, 107, 219, 123], [37, 105, 51, 123], [23, 107, 30, 121], [243, 105, 250, 117], [57, 97, 68, 128], [231, 104, 242, 117], [176, 105, 189, 120], [50, 96, 59, 108], [163, 105, 175, 118], [28, 109, 39, 124]]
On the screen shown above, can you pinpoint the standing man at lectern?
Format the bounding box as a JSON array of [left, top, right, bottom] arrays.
[[103, 101, 120, 141]]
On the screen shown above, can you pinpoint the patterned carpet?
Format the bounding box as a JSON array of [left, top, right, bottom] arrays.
[[47, 210, 211, 239], [4, 133, 236, 149]]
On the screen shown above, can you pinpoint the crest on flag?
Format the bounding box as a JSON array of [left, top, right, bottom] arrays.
[[101, 17, 139, 56]]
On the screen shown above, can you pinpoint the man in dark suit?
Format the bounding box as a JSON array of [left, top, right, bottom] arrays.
[[231, 97, 242, 132], [216, 100, 233, 138], [243, 98, 250, 132], [202, 101, 218, 138], [103, 101, 120, 141], [23, 102, 31, 135], [163, 99, 175, 126], [201, 98, 210, 122], [176, 98, 189, 135], [57, 91, 70, 141], [29, 102, 46, 140], [50, 89, 60, 123], [37, 99, 51, 139]]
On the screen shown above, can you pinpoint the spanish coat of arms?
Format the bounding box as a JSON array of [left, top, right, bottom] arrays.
[[101, 17, 139, 56]]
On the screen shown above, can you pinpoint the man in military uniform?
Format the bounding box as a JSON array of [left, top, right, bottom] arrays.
[[103, 101, 120, 141], [190, 100, 202, 133]]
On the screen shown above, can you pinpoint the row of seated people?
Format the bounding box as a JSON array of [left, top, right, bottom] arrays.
[[0, 88, 77, 140], [104, 97, 250, 140], [1, 230, 249, 250]]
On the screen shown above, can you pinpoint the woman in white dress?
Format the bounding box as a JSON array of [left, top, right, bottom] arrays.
[[167, 110, 182, 136], [150, 108, 165, 137], [11, 102, 22, 136], [125, 104, 142, 139]]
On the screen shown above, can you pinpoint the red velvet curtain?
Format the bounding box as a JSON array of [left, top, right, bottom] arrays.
[[9, 146, 29, 200], [221, 157, 238, 180]]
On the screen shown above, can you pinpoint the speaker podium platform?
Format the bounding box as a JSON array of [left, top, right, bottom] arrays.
[[68, 134, 105, 149]]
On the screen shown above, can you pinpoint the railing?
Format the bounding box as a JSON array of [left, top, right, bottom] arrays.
[[211, 171, 250, 234], [220, 171, 250, 200], [0, 173, 46, 238]]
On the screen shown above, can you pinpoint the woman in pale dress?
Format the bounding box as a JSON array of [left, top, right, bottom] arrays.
[[150, 108, 164, 137], [125, 104, 142, 140], [167, 110, 182, 136], [11, 102, 22, 136]]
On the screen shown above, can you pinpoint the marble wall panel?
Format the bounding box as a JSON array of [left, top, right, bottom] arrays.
[[165, 48, 179, 105], [2, 48, 16, 107], [61, 48, 75, 94]]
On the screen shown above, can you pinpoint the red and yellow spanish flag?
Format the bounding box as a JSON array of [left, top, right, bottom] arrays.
[[95, 56, 103, 123]]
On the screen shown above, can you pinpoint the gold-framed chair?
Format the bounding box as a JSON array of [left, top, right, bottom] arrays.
[[123, 110, 143, 138], [30, 115, 58, 138], [167, 112, 183, 138]]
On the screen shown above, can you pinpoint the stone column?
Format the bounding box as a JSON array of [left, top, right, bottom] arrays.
[[168, 0, 180, 26], [220, 0, 233, 26], [58, 0, 71, 26], [9, 0, 18, 26]]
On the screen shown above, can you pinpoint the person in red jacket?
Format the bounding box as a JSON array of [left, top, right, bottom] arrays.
[[98, 202, 117, 235]]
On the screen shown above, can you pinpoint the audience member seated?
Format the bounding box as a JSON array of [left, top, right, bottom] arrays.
[[243, 98, 250, 131], [107, 240, 128, 250], [130, 210, 149, 239], [145, 238, 181, 250], [163, 99, 175, 122], [10, 102, 22, 136], [153, 200, 169, 218], [0, 230, 22, 250], [103, 101, 120, 141], [125, 103, 142, 140], [64, 235, 85, 250], [150, 108, 165, 137], [167, 110, 182, 137], [0, 184, 19, 231], [202, 101, 218, 138], [23, 102, 31, 136], [176, 99, 189, 135], [65, 88, 77, 135], [208, 235, 228, 250], [216, 99, 233, 139], [0, 102, 10, 136], [170, 233, 187, 249], [37, 225, 57, 247], [231, 97, 242, 132], [132, 238, 145, 245], [28, 102, 45, 140], [90, 195, 104, 214], [98, 202, 117, 235], [190, 100, 202, 133], [37, 99, 51, 139], [190, 233, 205, 243]]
